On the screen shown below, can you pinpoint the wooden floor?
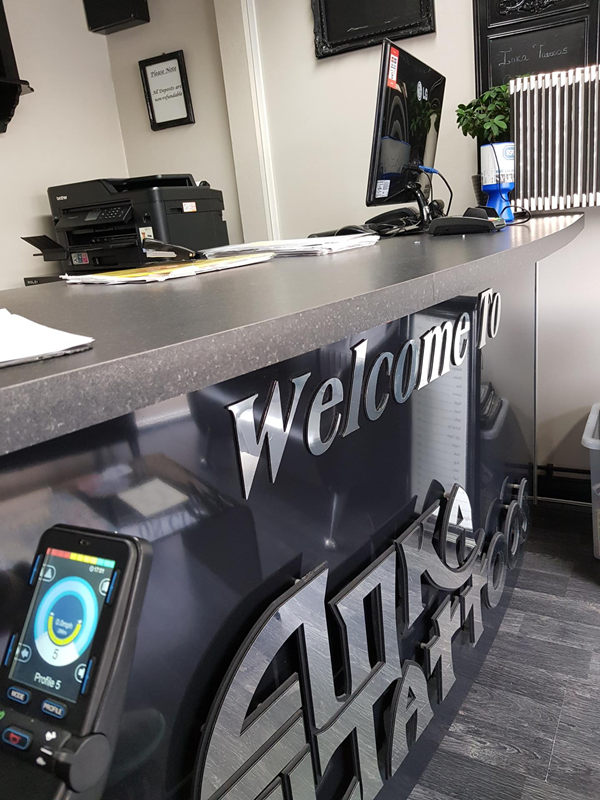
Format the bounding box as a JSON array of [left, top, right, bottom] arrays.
[[409, 503, 600, 800]]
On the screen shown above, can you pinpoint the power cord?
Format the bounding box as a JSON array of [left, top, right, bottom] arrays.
[[420, 166, 453, 215], [422, 169, 434, 205], [500, 204, 531, 225]]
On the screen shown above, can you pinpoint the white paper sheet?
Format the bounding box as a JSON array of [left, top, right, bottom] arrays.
[[62, 252, 275, 284], [0, 309, 94, 368], [201, 233, 380, 259]]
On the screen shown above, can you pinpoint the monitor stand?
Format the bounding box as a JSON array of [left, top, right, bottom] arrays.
[[366, 182, 433, 233]]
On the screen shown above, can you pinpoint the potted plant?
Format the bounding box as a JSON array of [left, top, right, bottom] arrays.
[[456, 84, 515, 221]]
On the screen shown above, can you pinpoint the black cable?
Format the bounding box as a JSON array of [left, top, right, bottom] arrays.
[[372, 167, 453, 227], [435, 171, 453, 216], [419, 167, 453, 216], [500, 204, 531, 224], [423, 170, 434, 204]]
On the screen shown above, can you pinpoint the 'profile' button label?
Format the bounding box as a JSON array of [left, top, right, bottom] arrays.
[[41, 699, 67, 720]]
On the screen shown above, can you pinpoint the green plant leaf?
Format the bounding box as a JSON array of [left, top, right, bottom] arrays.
[[455, 82, 510, 142]]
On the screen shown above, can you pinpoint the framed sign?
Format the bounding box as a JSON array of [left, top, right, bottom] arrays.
[[474, 0, 600, 92], [311, 0, 436, 59], [139, 50, 195, 131]]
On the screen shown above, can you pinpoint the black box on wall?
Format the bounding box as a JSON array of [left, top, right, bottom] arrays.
[[84, 0, 150, 35]]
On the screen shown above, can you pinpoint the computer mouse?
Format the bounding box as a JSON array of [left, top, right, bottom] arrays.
[[367, 208, 419, 225]]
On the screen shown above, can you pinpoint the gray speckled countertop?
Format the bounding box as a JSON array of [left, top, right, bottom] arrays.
[[0, 214, 584, 456]]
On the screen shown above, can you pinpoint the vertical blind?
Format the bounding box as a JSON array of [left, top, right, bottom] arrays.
[[510, 66, 600, 212]]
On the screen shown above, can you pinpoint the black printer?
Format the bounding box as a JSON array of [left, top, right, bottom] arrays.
[[28, 174, 229, 271]]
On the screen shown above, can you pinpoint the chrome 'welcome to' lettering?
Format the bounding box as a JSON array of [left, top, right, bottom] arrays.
[[228, 289, 501, 499]]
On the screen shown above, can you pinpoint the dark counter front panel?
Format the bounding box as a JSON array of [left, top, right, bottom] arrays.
[[0, 270, 533, 799]]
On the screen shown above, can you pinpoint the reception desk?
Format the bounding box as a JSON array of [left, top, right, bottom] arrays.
[[0, 215, 583, 800]]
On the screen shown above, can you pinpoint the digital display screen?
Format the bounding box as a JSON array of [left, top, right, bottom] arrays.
[[10, 548, 115, 703]]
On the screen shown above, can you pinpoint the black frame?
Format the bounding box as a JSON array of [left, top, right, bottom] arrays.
[[474, 0, 600, 93], [0, 0, 31, 133], [366, 40, 398, 208], [139, 50, 195, 132], [311, 0, 436, 59]]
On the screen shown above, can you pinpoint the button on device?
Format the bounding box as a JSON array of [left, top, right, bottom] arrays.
[[7, 686, 30, 706], [2, 727, 32, 751], [81, 658, 95, 696], [41, 699, 67, 720], [3, 634, 16, 668], [15, 643, 32, 664], [106, 571, 120, 605], [29, 554, 42, 585], [41, 565, 56, 583]]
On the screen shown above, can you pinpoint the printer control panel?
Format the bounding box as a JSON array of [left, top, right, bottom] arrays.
[[84, 207, 131, 224]]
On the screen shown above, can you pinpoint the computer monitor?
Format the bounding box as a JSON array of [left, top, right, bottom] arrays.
[[366, 41, 446, 216]]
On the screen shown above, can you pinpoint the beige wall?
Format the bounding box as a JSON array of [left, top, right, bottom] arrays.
[[253, 0, 478, 237], [538, 210, 600, 471], [0, 0, 127, 290], [106, 0, 243, 244]]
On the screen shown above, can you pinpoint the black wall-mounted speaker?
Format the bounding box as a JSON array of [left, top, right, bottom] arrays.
[[84, 0, 150, 35]]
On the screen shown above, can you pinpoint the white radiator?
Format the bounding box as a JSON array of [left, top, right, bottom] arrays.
[[510, 66, 600, 212]]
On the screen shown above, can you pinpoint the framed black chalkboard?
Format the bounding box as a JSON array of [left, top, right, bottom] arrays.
[[311, 0, 435, 59], [0, 0, 32, 133], [474, 0, 600, 92]]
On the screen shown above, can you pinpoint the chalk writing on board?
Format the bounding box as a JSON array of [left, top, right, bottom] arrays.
[[490, 19, 586, 83], [498, 43, 569, 66]]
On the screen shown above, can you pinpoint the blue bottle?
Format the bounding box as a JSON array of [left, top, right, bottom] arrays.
[[481, 142, 515, 222]]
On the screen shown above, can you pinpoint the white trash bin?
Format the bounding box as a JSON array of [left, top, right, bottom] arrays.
[[582, 402, 600, 559]]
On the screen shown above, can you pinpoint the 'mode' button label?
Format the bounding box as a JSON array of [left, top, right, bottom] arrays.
[[7, 686, 30, 705]]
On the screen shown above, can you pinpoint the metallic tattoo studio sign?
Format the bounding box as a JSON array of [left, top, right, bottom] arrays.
[[228, 289, 502, 498], [194, 481, 528, 800]]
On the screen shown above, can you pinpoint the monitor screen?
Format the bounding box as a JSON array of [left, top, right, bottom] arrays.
[[366, 41, 446, 207]]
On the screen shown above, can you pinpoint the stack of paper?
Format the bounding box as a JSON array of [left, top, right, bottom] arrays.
[[62, 252, 275, 285], [201, 233, 380, 259], [0, 309, 94, 368]]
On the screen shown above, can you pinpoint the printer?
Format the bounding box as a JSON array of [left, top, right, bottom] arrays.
[[26, 174, 229, 271]]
